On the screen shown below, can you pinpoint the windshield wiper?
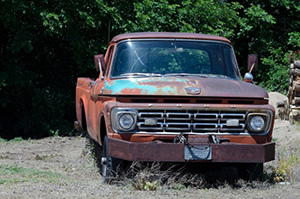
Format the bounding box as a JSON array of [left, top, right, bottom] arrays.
[[164, 73, 208, 78], [206, 74, 230, 79], [120, 73, 162, 77]]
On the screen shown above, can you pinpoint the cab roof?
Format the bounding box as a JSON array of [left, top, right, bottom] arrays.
[[111, 32, 231, 44]]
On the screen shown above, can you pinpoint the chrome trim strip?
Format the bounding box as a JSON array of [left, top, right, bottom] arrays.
[[111, 108, 273, 135]]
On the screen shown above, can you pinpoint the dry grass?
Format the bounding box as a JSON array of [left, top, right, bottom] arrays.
[[100, 161, 278, 191], [85, 127, 300, 191], [112, 162, 209, 190], [86, 135, 277, 190], [270, 144, 300, 182]]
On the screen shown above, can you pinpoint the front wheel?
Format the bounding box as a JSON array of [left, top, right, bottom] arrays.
[[100, 136, 121, 182], [237, 163, 263, 181]]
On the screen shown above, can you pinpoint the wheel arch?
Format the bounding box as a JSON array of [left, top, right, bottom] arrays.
[[99, 115, 107, 146], [80, 99, 87, 132]]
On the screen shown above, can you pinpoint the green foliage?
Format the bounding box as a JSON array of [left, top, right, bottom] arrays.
[[288, 32, 300, 48], [127, 0, 241, 38], [0, 0, 109, 138], [259, 47, 290, 93], [0, 0, 299, 138]]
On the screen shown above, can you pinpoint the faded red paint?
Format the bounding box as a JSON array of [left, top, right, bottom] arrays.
[[120, 87, 143, 94], [103, 77, 268, 98], [75, 32, 275, 164]]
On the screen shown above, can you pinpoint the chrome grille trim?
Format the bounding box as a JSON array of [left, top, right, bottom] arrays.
[[194, 113, 218, 121], [137, 122, 163, 130], [138, 112, 164, 119], [137, 109, 247, 134]]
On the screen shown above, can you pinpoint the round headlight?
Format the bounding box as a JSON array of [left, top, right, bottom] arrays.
[[249, 116, 265, 132], [119, 113, 134, 130]]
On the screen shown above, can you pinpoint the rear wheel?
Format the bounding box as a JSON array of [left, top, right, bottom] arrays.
[[100, 136, 122, 182]]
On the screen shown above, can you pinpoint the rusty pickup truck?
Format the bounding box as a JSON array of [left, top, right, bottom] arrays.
[[75, 32, 275, 180]]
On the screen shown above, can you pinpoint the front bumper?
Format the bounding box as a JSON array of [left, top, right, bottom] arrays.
[[108, 137, 275, 163]]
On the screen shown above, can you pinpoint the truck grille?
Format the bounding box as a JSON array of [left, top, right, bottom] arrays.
[[137, 109, 246, 134]]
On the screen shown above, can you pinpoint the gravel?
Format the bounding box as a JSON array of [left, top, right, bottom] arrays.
[[1, 119, 300, 198]]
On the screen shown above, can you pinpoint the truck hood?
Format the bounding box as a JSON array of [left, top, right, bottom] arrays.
[[103, 77, 268, 98]]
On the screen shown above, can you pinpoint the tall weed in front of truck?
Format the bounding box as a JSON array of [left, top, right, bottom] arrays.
[[85, 136, 282, 190], [270, 145, 300, 182], [113, 162, 207, 190], [109, 161, 278, 190]]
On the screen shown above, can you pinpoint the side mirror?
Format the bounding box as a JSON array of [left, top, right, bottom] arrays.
[[94, 54, 106, 73], [244, 72, 254, 83], [248, 54, 258, 72], [244, 54, 258, 83]]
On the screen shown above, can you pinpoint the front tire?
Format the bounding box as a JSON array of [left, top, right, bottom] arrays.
[[237, 163, 263, 181], [100, 136, 121, 182]]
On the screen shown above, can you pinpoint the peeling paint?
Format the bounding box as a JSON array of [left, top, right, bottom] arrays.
[[103, 76, 268, 98]]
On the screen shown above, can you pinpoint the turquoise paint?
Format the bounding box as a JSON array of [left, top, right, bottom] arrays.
[[161, 86, 176, 94], [105, 79, 159, 95], [104, 77, 191, 95]]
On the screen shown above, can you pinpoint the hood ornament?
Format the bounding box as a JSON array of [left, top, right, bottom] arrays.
[[185, 87, 201, 95]]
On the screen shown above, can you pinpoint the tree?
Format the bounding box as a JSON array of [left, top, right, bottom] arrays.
[[0, 0, 299, 138]]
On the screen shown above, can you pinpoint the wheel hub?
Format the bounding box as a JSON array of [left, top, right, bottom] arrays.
[[101, 157, 107, 165]]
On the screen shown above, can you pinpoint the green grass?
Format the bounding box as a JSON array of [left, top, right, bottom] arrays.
[[296, 122, 300, 132], [0, 137, 25, 143], [0, 165, 65, 184]]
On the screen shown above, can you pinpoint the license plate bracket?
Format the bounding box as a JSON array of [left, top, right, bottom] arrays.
[[184, 145, 212, 160]]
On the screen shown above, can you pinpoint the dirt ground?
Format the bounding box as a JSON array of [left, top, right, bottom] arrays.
[[1, 119, 300, 199]]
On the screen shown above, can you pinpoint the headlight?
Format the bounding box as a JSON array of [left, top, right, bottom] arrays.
[[119, 113, 135, 130], [249, 116, 265, 132], [247, 113, 270, 133], [111, 108, 137, 133]]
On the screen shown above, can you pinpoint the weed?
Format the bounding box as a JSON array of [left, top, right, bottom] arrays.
[[110, 162, 274, 190], [108, 162, 216, 190], [49, 129, 59, 136], [133, 176, 160, 191], [11, 137, 24, 142], [272, 138, 278, 142], [85, 136, 284, 190], [271, 149, 300, 182]]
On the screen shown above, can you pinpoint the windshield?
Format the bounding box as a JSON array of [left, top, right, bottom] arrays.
[[110, 40, 241, 80]]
